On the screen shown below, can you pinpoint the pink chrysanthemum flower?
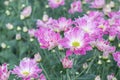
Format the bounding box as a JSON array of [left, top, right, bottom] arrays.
[[51, 17, 72, 32], [87, 11, 109, 34], [48, 0, 65, 9], [92, 39, 116, 58], [12, 58, 42, 80], [36, 18, 54, 28], [61, 57, 73, 68], [108, 11, 120, 19], [107, 11, 120, 40], [74, 15, 102, 40], [35, 27, 61, 50], [87, 11, 104, 24], [68, 1, 82, 14], [59, 27, 92, 56], [0, 63, 10, 80], [113, 52, 120, 67], [90, 0, 105, 8]]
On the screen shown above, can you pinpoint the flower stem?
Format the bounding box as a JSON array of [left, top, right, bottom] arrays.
[[40, 63, 50, 80]]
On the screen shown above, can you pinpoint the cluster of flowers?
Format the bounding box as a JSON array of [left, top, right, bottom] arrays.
[[29, 10, 120, 68], [0, 53, 46, 80], [47, 0, 114, 15], [3, 0, 120, 79], [48, 0, 82, 14]]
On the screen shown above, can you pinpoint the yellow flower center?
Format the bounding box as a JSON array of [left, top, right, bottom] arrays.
[[99, 25, 104, 29], [22, 71, 30, 76], [72, 41, 80, 47], [83, 28, 90, 33], [55, 0, 60, 3]]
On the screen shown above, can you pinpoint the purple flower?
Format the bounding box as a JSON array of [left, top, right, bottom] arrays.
[[113, 52, 120, 67], [51, 17, 72, 32], [35, 27, 61, 50], [48, 0, 65, 9], [0, 63, 10, 80], [59, 27, 92, 56], [91, 0, 105, 8], [68, 1, 82, 14], [12, 58, 42, 80]]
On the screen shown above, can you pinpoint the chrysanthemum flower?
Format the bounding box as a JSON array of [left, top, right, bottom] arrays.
[[74, 15, 102, 40], [36, 18, 54, 28], [107, 11, 120, 39], [12, 58, 42, 80], [59, 27, 92, 56], [68, 1, 82, 14], [35, 27, 61, 50], [51, 17, 72, 32], [113, 52, 120, 67], [48, 0, 65, 9], [0, 63, 10, 80], [90, 0, 105, 8], [92, 39, 116, 59]]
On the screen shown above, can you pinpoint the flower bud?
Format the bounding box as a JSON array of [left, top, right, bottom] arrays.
[[17, 26, 21, 31], [103, 4, 111, 15], [106, 60, 111, 63], [23, 27, 28, 32], [109, 1, 115, 8], [95, 75, 101, 80], [98, 60, 102, 64], [16, 33, 21, 40], [5, 10, 10, 16], [118, 43, 120, 47], [83, 63, 88, 69], [42, 14, 49, 22], [109, 35, 115, 41], [20, 6, 32, 19], [4, 1, 9, 6], [6, 23, 13, 30], [1, 43, 7, 49], [34, 53, 42, 62], [61, 57, 73, 69], [30, 38, 34, 42]]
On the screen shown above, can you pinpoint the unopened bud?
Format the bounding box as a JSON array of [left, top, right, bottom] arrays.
[[17, 26, 21, 31], [95, 75, 101, 80], [34, 53, 42, 62], [106, 60, 111, 63], [16, 33, 21, 40], [5, 10, 10, 16], [98, 60, 102, 64], [4, 1, 9, 6], [83, 63, 88, 69], [1, 43, 7, 49], [42, 14, 49, 22], [23, 27, 28, 32], [109, 1, 115, 8], [6, 23, 13, 30]]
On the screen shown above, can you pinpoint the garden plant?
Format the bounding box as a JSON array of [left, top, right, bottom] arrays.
[[0, 0, 120, 80]]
